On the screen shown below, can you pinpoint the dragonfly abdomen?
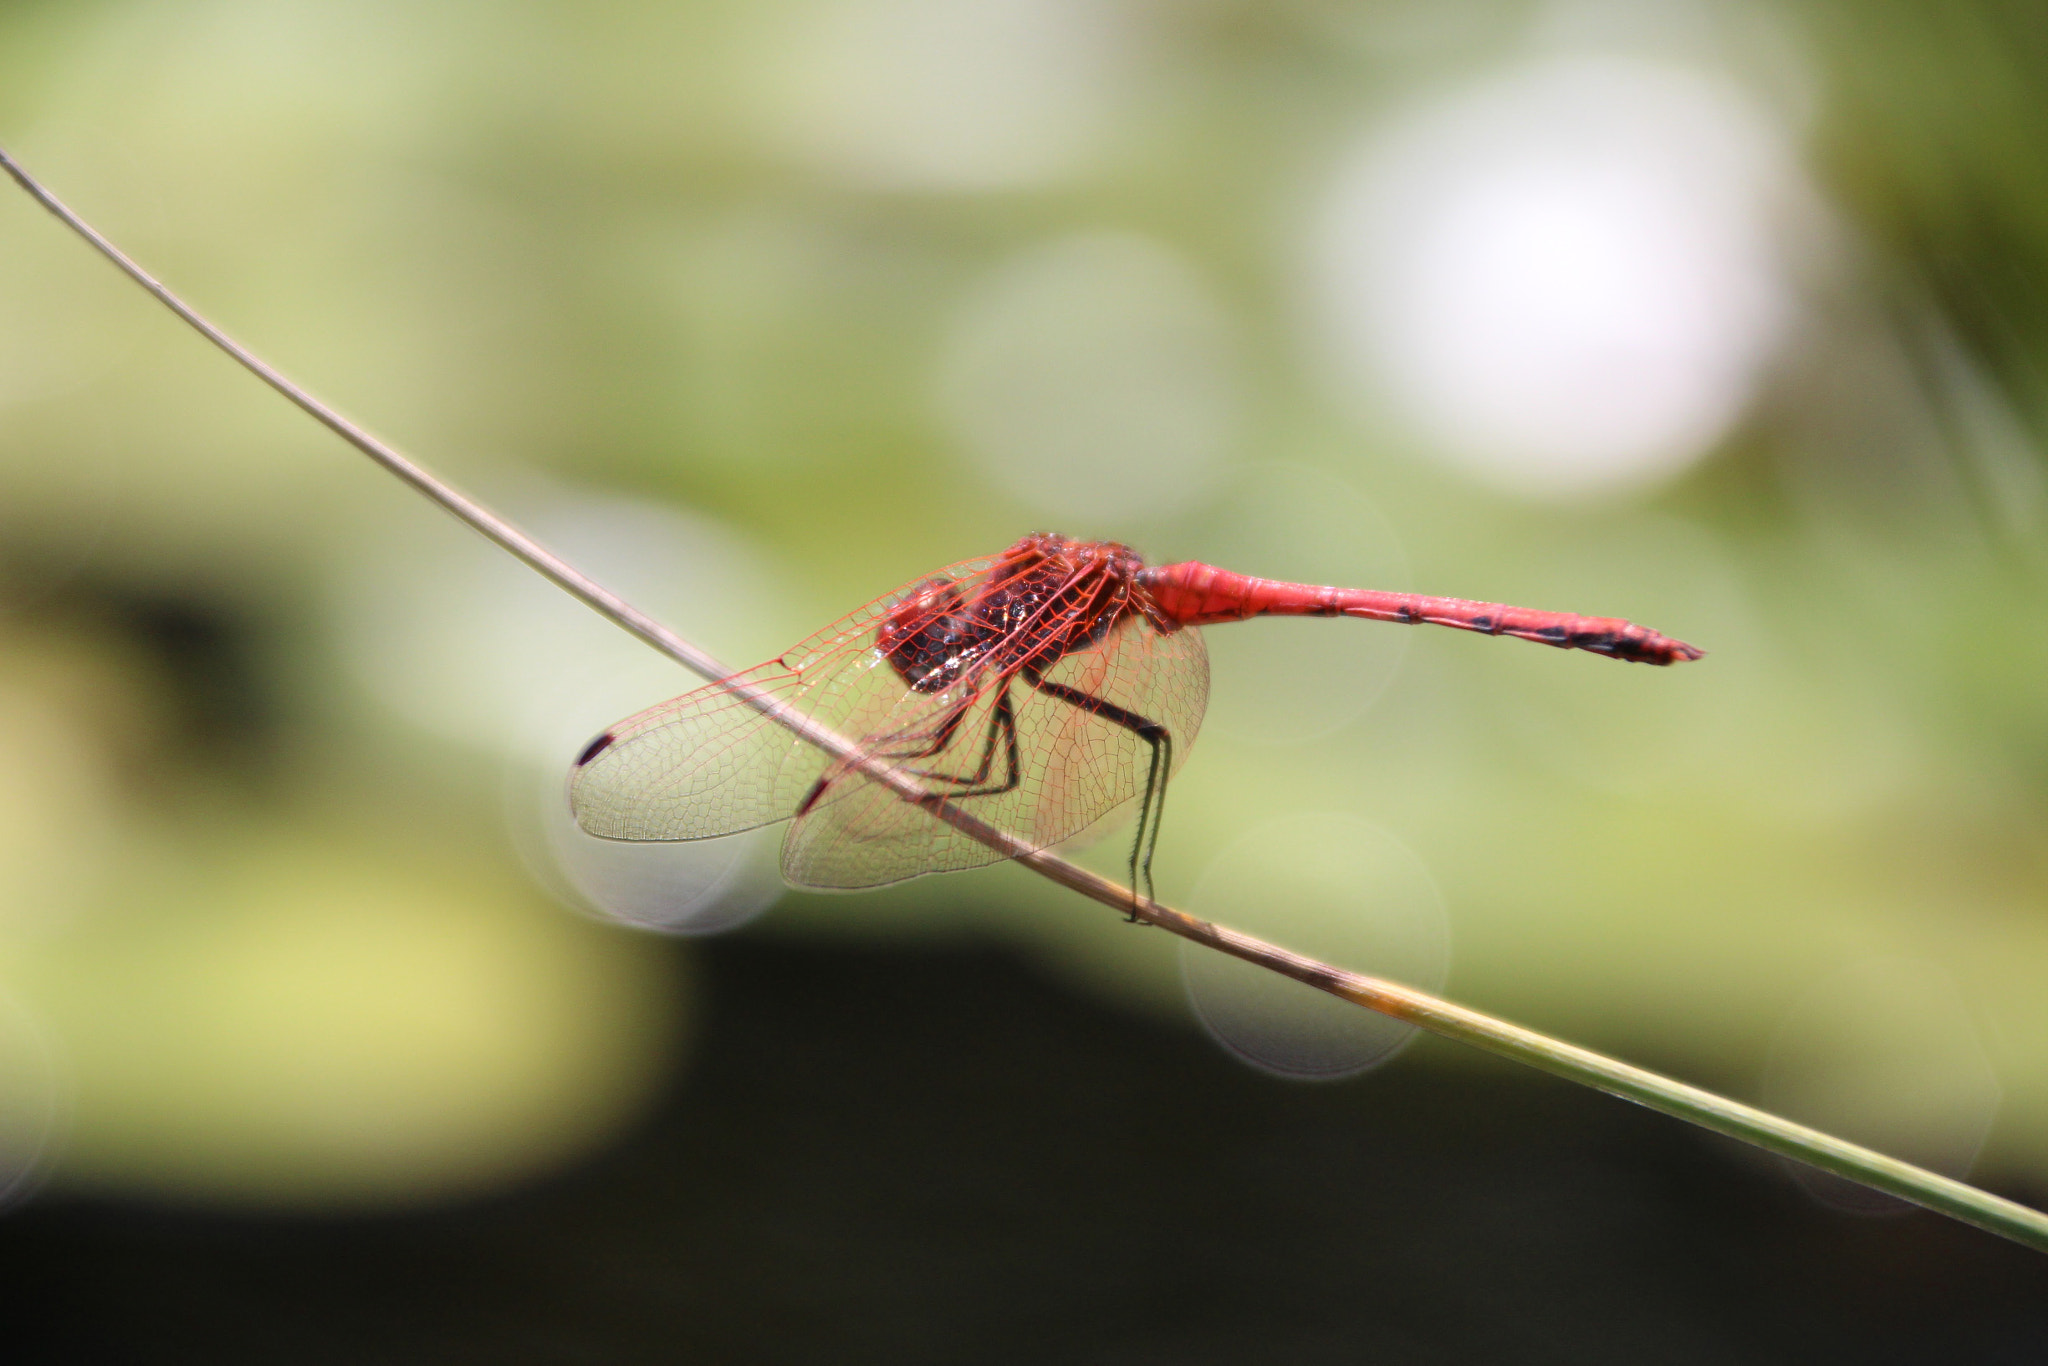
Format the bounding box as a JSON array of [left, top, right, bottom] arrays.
[[1140, 560, 1701, 665]]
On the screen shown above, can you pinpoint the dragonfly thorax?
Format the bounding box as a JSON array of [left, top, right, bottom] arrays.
[[877, 579, 1001, 693], [878, 536, 1152, 693]]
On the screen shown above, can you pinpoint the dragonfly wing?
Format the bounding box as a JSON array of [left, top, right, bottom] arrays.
[[780, 674, 1017, 889], [569, 657, 830, 841], [781, 617, 1210, 889], [571, 551, 1003, 844], [1017, 614, 1209, 849]]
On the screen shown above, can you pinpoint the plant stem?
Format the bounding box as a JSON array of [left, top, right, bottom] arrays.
[[8, 143, 2045, 1254]]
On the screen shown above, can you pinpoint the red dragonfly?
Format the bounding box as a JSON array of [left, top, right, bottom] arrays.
[[570, 533, 1700, 898]]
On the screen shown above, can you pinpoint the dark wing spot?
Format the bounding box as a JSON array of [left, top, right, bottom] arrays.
[[575, 732, 615, 767]]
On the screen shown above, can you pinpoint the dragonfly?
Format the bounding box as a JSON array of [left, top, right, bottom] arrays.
[[569, 532, 1701, 900]]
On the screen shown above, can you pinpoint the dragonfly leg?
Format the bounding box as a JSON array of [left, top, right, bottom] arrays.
[[909, 682, 1022, 799], [794, 687, 1020, 819], [1022, 671, 1170, 919], [794, 697, 971, 817]]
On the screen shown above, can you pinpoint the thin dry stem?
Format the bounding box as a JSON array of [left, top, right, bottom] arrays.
[[8, 143, 2047, 1254]]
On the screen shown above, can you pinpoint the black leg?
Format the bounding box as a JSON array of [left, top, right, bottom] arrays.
[[795, 684, 1022, 819], [910, 682, 1022, 799], [1023, 670, 1171, 919]]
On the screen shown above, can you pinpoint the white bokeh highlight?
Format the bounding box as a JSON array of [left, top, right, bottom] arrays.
[[336, 483, 786, 935], [514, 756, 783, 938], [1181, 813, 1449, 1080], [0, 986, 64, 1208], [936, 232, 1241, 524], [1762, 957, 2002, 1215], [1308, 56, 1803, 499]]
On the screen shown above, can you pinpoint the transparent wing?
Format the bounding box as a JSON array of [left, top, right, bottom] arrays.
[[783, 615, 1210, 890], [1026, 612, 1210, 844], [569, 554, 997, 842]]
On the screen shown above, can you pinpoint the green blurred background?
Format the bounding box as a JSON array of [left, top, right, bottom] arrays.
[[4, 0, 2048, 1351]]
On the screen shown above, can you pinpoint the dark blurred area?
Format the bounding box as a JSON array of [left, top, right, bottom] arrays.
[[7, 0, 2048, 1354], [7, 936, 2048, 1364]]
